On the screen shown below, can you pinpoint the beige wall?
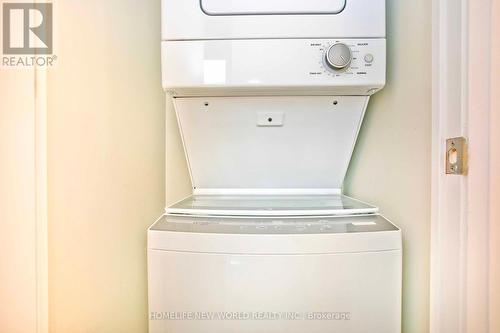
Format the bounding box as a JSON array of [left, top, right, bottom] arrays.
[[344, 1, 431, 333], [47, 0, 165, 332], [165, 98, 191, 205], [0, 70, 37, 333]]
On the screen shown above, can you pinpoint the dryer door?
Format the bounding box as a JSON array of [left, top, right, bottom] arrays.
[[162, 0, 385, 40], [201, 0, 346, 15]]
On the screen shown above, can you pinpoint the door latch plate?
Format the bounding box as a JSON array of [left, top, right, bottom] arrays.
[[446, 137, 468, 175]]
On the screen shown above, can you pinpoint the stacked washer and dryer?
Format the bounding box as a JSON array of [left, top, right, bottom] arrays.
[[148, 1, 402, 332]]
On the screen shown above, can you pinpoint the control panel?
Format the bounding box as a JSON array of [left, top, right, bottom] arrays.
[[309, 40, 383, 80], [151, 215, 398, 235], [162, 38, 386, 96]]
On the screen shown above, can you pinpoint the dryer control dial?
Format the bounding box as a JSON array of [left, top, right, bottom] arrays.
[[325, 43, 352, 70]]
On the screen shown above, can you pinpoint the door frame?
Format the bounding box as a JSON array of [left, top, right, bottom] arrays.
[[431, 0, 497, 332], [35, 68, 49, 333]]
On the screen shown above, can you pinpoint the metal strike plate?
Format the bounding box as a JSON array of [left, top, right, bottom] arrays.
[[446, 137, 468, 175]]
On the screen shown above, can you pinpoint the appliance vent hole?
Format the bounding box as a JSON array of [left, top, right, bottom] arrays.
[[333, 100, 338, 105]]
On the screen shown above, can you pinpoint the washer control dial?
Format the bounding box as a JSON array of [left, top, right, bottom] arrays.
[[325, 43, 352, 70]]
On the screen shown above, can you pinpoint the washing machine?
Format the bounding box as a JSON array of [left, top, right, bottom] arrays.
[[148, 1, 401, 332]]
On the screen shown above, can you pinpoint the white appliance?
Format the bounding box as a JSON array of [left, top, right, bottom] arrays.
[[149, 1, 402, 332]]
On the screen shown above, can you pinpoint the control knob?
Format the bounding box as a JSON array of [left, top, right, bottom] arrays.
[[325, 43, 352, 70]]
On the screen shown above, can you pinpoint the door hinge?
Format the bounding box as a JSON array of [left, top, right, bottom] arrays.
[[446, 137, 468, 175]]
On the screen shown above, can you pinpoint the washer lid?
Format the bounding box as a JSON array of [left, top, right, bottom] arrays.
[[201, 0, 346, 15], [166, 194, 378, 216]]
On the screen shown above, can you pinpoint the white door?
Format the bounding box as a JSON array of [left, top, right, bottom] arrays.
[[431, 0, 499, 332]]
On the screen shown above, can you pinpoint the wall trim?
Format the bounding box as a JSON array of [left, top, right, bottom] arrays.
[[430, 1, 467, 331], [35, 67, 48, 333]]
